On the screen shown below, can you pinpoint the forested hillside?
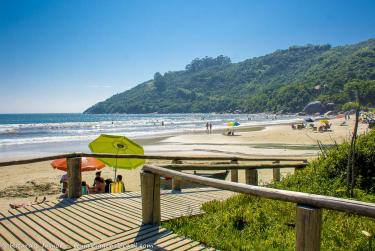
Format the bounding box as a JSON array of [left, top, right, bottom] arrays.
[[85, 39, 375, 114]]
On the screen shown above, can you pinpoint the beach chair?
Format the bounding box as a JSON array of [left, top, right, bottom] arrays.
[[110, 182, 125, 193]]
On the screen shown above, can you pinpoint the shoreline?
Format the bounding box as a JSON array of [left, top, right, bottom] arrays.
[[0, 118, 298, 161], [0, 116, 370, 212]]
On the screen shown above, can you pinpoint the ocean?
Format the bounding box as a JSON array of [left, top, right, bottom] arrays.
[[0, 113, 300, 160]]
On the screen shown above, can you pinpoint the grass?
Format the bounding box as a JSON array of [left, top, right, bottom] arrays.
[[162, 129, 375, 250], [163, 194, 375, 250]]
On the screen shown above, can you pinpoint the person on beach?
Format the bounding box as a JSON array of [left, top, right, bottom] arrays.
[[10, 197, 47, 209], [92, 171, 101, 186], [105, 178, 113, 193], [206, 122, 209, 133], [116, 175, 126, 192], [60, 173, 68, 195], [209, 123, 212, 133], [90, 177, 105, 193], [82, 181, 89, 195]]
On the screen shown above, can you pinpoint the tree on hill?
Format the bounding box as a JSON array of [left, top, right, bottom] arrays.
[[84, 39, 375, 114]]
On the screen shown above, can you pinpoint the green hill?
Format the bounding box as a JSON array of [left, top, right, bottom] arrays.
[[84, 39, 375, 114]]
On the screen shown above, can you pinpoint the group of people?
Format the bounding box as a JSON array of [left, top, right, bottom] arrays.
[[60, 171, 125, 196], [205, 122, 213, 133]]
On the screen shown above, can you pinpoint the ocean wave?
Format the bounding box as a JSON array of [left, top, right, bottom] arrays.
[[0, 117, 301, 146]]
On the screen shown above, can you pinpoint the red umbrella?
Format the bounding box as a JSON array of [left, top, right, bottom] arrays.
[[51, 157, 105, 172]]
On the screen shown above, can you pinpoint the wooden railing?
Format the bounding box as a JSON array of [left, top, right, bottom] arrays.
[[141, 164, 375, 251], [0, 152, 308, 197], [0, 152, 308, 167], [161, 161, 307, 189], [5, 153, 370, 250]]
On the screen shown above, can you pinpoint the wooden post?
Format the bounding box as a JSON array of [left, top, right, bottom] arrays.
[[67, 157, 82, 198], [141, 171, 161, 225], [171, 159, 182, 192], [296, 204, 322, 251], [245, 169, 258, 185], [230, 160, 238, 182], [273, 160, 281, 182]]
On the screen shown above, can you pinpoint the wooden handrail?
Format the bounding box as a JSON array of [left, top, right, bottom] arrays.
[[160, 163, 307, 170], [0, 152, 308, 167], [142, 164, 375, 218]]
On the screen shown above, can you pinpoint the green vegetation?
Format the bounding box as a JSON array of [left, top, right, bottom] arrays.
[[85, 38, 375, 114], [162, 129, 375, 250]]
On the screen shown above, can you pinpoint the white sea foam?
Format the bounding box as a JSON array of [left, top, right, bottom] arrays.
[[0, 117, 301, 146]]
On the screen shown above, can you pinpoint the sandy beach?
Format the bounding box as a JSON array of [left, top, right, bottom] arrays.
[[0, 117, 369, 212]]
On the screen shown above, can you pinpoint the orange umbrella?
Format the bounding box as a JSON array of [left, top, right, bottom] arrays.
[[51, 157, 105, 172]]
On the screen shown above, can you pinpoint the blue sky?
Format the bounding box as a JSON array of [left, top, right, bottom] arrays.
[[0, 0, 374, 113]]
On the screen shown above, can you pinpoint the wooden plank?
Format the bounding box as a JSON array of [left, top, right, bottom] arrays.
[[0, 153, 77, 167], [178, 191, 231, 205], [161, 163, 307, 170], [171, 160, 182, 192], [38, 202, 110, 239], [82, 153, 309, 162], [43, 201, 123, 234], [0, 153, 307, 167], [273, 168, 281, 182], [0, 211, 68, 250], [141, 171, 161, 225], [82, 196, 143, 222], [160, 238, 198, 250], [159, 197, 203, 216], [124, 228, 172, 250], [0, 223, 24, 250], [182, 189, 233, 201], [143, 164, 375, 218], [245, 169, 258, 185], [67, 157, 82, 198], [57, 199, 131, 230], [13, 206, 90, 245], [136, 233, 179, 250], [296, 204, 322, 251], [0, 234, 16, 251], [0, 218, 42, 251], [83, 200, 142, 227], [0, 213, 43, 251], [70, 225, 158, 251], [4, 209, 74, 249], [81, 226, 163, 251], [42, 200, 117, 235], [28, 204, 99, 242], [230, 160, 239, 183], [161, 193, 207, 207], [187, 245, 207, 251]]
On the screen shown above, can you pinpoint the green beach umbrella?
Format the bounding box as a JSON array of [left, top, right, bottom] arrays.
[[89, 134, 145, 178]]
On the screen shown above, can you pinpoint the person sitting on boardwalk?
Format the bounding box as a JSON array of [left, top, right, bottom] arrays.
[[10, 197, 47, 209]]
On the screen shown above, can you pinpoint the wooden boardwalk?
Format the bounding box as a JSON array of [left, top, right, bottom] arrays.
[[0, 187, 234, 250]]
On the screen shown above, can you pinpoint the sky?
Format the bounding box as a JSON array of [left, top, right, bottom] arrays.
[[0, 0, 374, 113]]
